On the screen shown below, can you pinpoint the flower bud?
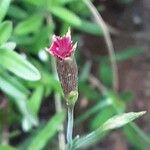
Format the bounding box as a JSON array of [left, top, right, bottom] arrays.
[[48, 29, 78, 107]]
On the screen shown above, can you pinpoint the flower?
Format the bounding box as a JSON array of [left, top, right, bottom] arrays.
[[48, 29, 78, 107], [48, 29, 77, 60]]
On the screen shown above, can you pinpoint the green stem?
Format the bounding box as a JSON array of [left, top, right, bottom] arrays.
[[67, 106, 74, 144]]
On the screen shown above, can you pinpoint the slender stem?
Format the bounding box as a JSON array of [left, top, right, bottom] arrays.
[[89, 74, 107, 95], [83, 0, 119, 91], [67, 106, 74, 144]]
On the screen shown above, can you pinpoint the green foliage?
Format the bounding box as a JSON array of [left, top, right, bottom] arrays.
[[75, 99, 111, 125], [77, 20, 103, 35], [91, 106, 115, 129], [79, 61, 91, 82], [0, 69, 29, 100], [124, 123, 150, 150], [101, 111, 146, 131], [27, 85, 44, 118], [8, 5, 28, 19], [0, 0, 149, 149], [0, 21, 12, 45], [0, 48, 41, 81], [98, 47, 146, 88], [72, 111, 146, 149], [0, 145, 16, 150], [0, 0, 11, 22], [51, 6, 81, 26], [27, 112, 65, 150], [99, 61, 112, 87], [115, 47, 146, 62], [14, 14, 43, 35]]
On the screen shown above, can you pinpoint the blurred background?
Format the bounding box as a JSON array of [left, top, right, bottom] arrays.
[[0, 0, 150, 150]]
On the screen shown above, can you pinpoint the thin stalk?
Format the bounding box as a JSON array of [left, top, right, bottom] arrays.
[[67, 106, 74, 144], [83, 0, 119, 91]]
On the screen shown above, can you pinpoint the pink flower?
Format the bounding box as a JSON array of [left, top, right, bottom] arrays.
[[48, 29, 77, 60]]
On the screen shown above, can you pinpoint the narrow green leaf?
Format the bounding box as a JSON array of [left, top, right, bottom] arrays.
[[0, 70, 37, 132], [99, 61, 112, 87], [79, 82, 100, 100], [28, 85, 44, 116], [0, 72, 37, 131], [7, 5, 28, 19], [25, 0, 47, 7], [106, 91, 126, 113], [0, 0, 11, 22], [75, 99, 111, 126], [115, 47, 146, 62], [101, 111, 146, 131], [0, 21, 12, 45], [0, 145, 16, 150], [0, 69, 28, 100], [124, 122, 150, 150], [91, 106, 115, 130], [27, 112, 65, 150], [75, 111, 146, 149], [14, 14, 43, 35], [11, 35, 34, 45], [76, 20, 103, 35], [100, 47, 146, 62], [30, 24, 54, 53], [59, 0, 80, 4], [22, 113, 38, 132], [0, 48, 41, 81], [51, 6, 81, 26]]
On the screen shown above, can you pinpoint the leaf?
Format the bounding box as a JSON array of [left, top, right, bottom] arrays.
[[0, 69, 37, 131], [115, 47, 146, 62], [22, 114, 38, 132], [27, 112, 65, 150], [0, 69, 29, 100], [0, 48, 41, 81], [0, 0, 11, 22], [101, 111, 146, 131], [79, 82, 100, 100], [101, 47, 146, 62], [75, 99, 111, 125], [0, 145, 16, 150], [1, 41, 16, 50], [81, 91, 125, 131], [99, 61, 112, 87], [27, 85, 44, 117], [79, 61, 91, 82], [74, 111, 146, 149], [124, 122, 150, 150], [51, 6, 81, 26], [106, 91, 126, 113], [29, 24, 54, 53], [76, 20, 103, 35], [14, 14, 43, 35], [0, 21, 12, 45], [7, 5, 28, 19], [25, 0, 61, 8], [0, 72, 37, 131], [11, 35, 34, 45], [59, 0, 80, 4], [25, 0, 47, 7], [91, 106, 115, 130]]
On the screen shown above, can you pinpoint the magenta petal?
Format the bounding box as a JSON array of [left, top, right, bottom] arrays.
[[48, 29, 76, 60]]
